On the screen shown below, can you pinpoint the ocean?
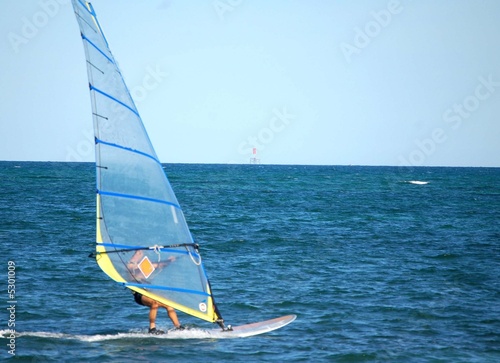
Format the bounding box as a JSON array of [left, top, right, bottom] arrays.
[[1, 161, 499, 362]]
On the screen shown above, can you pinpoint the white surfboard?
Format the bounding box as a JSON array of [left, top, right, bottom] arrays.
[[168, 315, 297, 339]]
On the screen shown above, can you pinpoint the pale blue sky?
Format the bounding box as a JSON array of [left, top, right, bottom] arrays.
[[1, 0, 499, 166]]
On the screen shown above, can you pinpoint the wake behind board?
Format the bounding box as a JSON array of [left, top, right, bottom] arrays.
[[185, 314, 297, 339]]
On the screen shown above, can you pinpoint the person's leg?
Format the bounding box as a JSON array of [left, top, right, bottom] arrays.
[[164, 305, 181, 328], [141, 295, 159, 330], [149, 305, 159, 330], [141, 294, 181, 329]]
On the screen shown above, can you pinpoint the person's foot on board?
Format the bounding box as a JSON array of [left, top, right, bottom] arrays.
[[148, 327, 165, 335]]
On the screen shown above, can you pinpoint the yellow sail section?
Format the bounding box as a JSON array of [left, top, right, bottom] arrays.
[[95, 195, 125, 283]]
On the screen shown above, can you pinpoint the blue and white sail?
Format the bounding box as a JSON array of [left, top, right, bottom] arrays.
[[72, 0, 222, 323]]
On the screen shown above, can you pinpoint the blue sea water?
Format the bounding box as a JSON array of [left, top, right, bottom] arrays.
[[1, 161, 499, 362]]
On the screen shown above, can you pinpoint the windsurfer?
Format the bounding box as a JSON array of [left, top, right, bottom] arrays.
[[132, 291, 184, 334], [126, 250, 183, 334]]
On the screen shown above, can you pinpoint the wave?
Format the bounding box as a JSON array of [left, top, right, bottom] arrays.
[[406, 180, 429, 185], [0, 328, 226, 341]]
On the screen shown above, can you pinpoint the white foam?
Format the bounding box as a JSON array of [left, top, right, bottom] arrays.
[[407, 180, 429, 185], [1, 328, 225, 341]]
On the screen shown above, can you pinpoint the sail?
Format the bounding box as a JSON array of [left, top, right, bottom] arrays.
[[72, 0, 221, 323]]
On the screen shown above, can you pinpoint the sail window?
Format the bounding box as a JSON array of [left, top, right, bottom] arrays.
[[171, 205, 179, 224], [138, 256, 155, 279]]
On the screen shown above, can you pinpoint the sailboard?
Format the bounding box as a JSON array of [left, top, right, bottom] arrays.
[[193, 314, 297, 338], [71, 0, 294, 336]]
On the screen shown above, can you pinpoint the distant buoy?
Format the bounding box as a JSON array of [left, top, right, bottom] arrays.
[[250, 147, 260, 164]]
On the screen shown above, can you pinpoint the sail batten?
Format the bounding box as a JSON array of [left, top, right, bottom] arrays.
[[89, 85, 139, 117], [97, 190, 182, 209], [124, 283, 211, 297], [81, 34, 114, 63], [95, 138, 161, 164], [72, 0, 222, 324]]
